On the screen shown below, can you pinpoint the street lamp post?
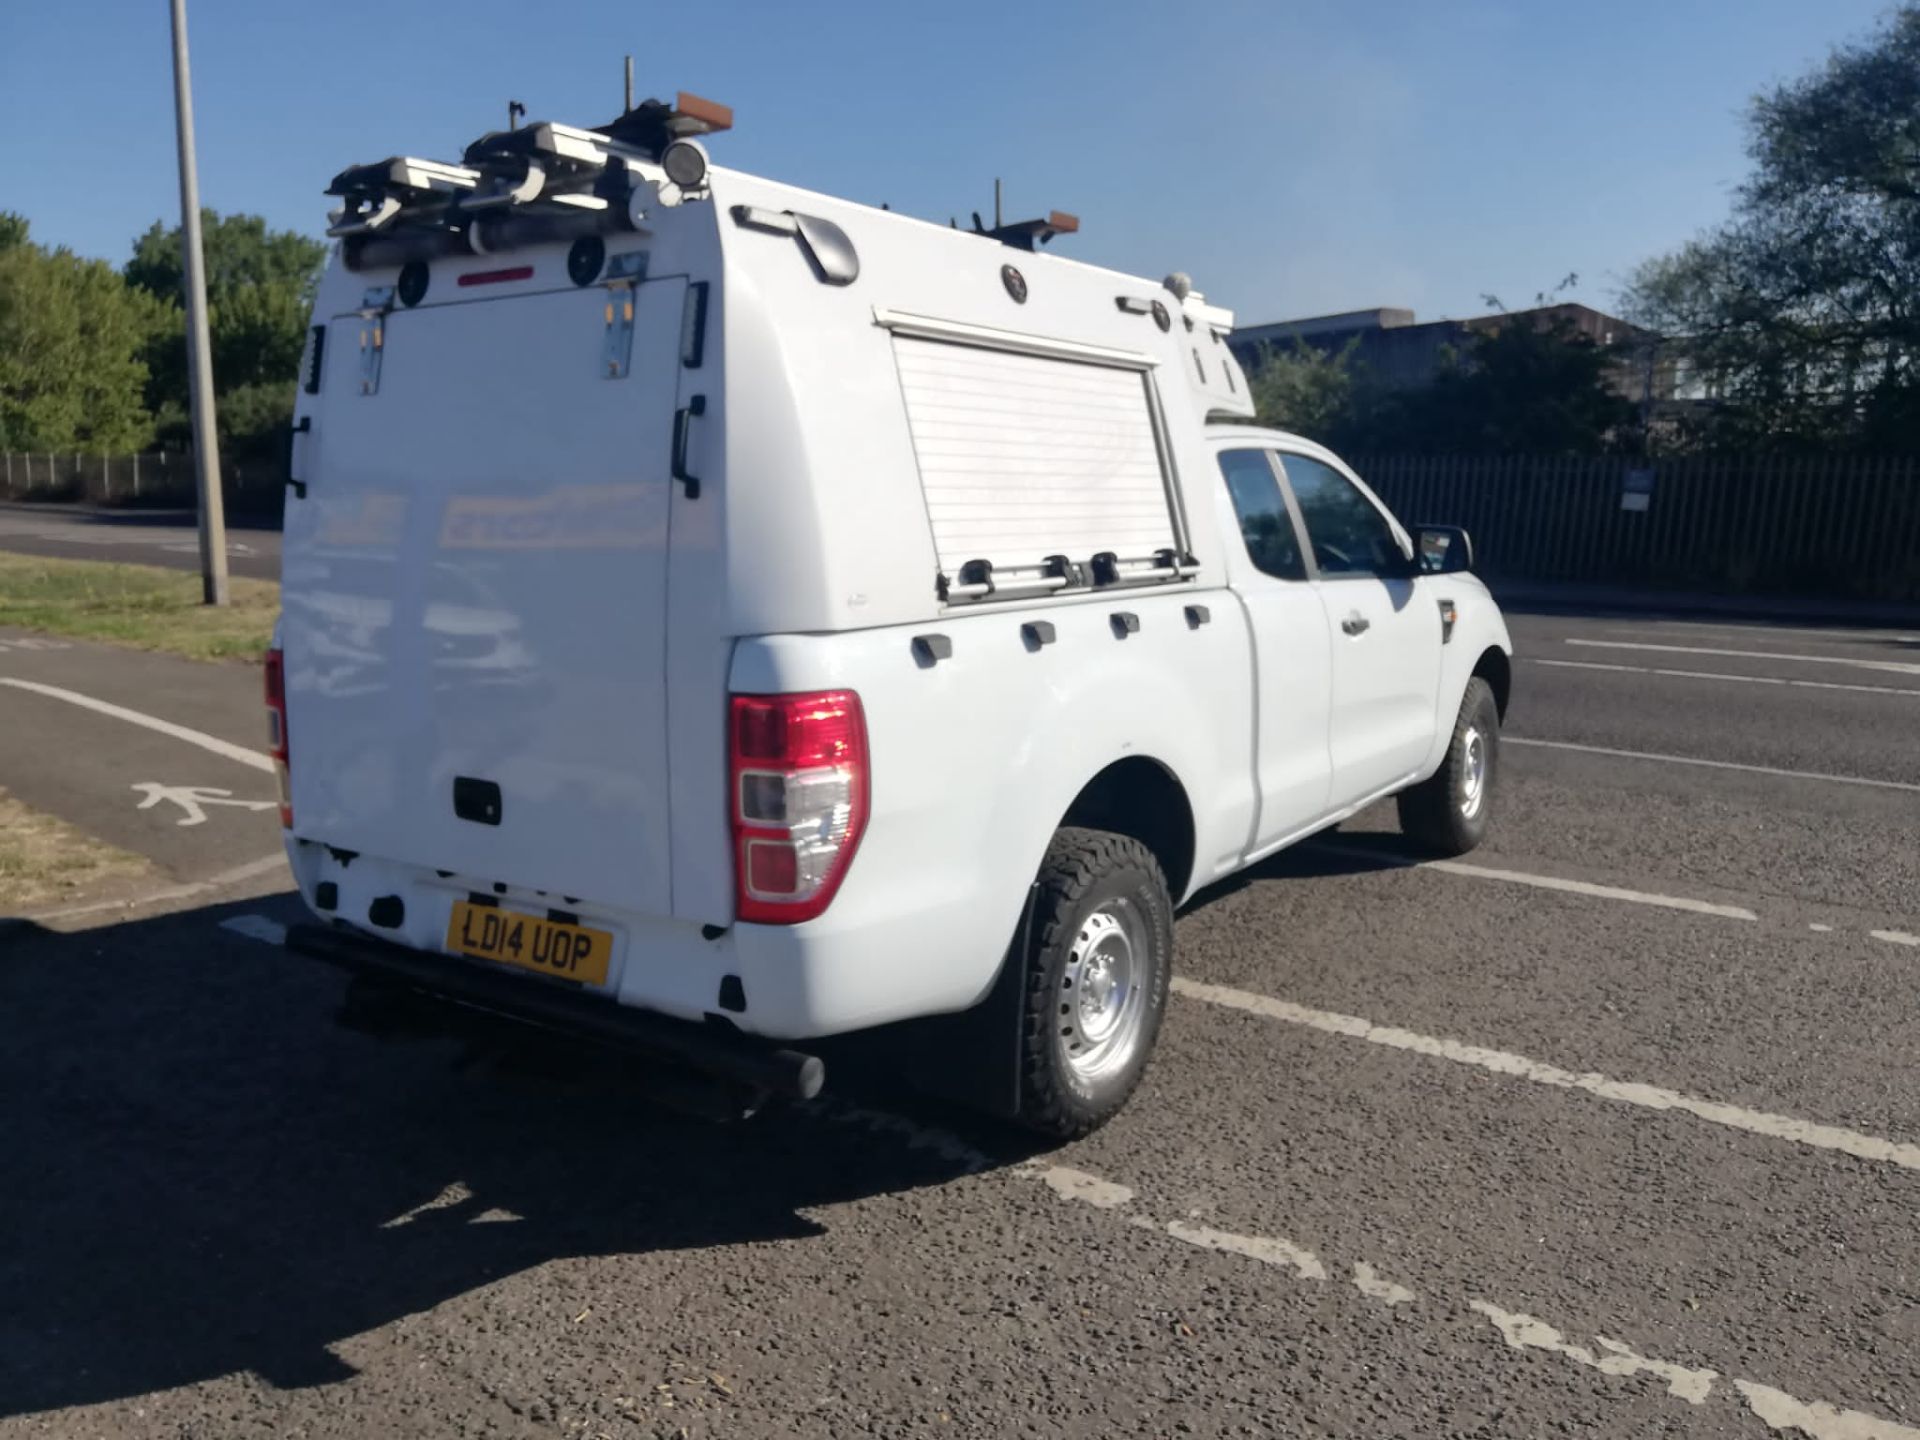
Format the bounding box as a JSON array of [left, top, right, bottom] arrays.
[[167, 0, 230, 607]]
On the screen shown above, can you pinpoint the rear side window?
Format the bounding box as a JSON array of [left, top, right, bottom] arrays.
[[1278, 453, 1409, 579], [1217, 449, 1306, 581]]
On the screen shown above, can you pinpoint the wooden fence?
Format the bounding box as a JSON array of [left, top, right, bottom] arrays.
[[1357, 454, 1920, 603]]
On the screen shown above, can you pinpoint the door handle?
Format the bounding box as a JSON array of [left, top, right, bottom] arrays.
[[1340, 612, 1371, 636], [672, 394, 706, 499], [285, 416, 312, 499]]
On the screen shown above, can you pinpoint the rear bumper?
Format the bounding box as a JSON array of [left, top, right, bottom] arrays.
[[285, 922, 825, 1101]]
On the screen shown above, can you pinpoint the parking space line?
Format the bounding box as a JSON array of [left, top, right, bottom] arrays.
[[1505, 736, 1920, 794], [0, 678, 273, 772], [1591, 620, 1920, 646], [1528, 657, 1920, 698], [1567, 638, 1920, 677], [1426, 858, 1758, 920], [1170, 976, 1920, 1173], [1873, 930, 1920, 948], [1031, 1157, 1920, 1437], [1310, 838, 1762, 921]]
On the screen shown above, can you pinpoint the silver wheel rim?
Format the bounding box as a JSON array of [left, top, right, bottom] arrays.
[[1059, 900, 1148, 1083], [1459, 726, 1488, 818]]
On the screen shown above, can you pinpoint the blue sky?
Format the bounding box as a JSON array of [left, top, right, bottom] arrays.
[[0, 0, 1895, 324]]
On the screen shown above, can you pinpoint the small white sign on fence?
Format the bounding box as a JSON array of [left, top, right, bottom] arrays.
[[1621, 467, 1655, 513]]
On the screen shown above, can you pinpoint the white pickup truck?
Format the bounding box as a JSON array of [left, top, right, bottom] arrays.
[[274, 94, 1512, 1135]]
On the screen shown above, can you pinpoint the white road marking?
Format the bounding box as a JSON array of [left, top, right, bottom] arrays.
[[796, 1100, 992, 1175], [131, 780, 277, 827], [1738, 1381, 1920, 1439], [1872, 930, 1920, 948], [382, 1181, 472, 1229], [1170, 977, 1920, 1173], [0, 637, 71, 653], [1505, 736, 1920, 795], [1593, 620, 1920, 647], [219, 914, 287, 945], [1160, 1219, 1329, 1280], [0, 678, 273, 771], [1529, 657, 1920, 698], [1035, 1157, 1920, 1437], [1811, 924, 1835, 933], [1472, 1300, 1717, 1403], [1312, 837, 1760, 921], [1567, 638, 1920, 677], [1425, 858, 1758, 921], [1352, 1262, 1417, 1306], [1037, 1166, 1134, 1209]]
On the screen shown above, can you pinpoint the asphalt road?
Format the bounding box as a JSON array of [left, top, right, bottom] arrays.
[[3, 608, 1918, 1438], [0, 502, 283, 580]]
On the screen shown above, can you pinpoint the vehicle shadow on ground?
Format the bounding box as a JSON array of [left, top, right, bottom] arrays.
[[1182, 828, 1417, 913], [0, 897, 1031, 1419]]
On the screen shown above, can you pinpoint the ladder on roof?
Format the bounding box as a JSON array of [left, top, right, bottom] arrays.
[[325, 92, 731, 250]]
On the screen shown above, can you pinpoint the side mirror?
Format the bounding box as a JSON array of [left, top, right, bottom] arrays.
[[1413, 525, 1474, 575]]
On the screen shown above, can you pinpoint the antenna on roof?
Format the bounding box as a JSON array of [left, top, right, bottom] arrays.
[[994, 177, 1002, 230], [507, 99, 526, 130], [623, 55, 634, 114]]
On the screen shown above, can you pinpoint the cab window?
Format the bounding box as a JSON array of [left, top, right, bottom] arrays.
[[1278, 454, 1410, 579], [1216, 449, 1307, 581]]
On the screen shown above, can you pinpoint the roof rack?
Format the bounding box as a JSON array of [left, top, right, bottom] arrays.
[[324, 91, 731, 243], [325, 157, 480, 237]]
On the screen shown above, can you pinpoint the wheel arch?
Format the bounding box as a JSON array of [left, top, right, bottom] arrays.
[[1472, 644, 1511, 720], [1058, 755, 1197, 903]]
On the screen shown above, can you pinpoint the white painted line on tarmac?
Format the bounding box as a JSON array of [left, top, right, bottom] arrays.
[[1161, 1218, 1328, 1280], [1567, 638, 1920, 676], [1170, 976, 1920, 1173], [1311, 838, 1760, 921], [1426, 858, 1758, 921], [1736, 1381, 1920, 1439], [1033, 1157, 1920, 1437], [1505, 736, 1920, 794], [1353, 1262, 1416, 1306], [1038, 1165, 1134, 1209], [0, 678, 273, 772], [1528, 657, 1920, 698], [1472, 1300, 1717, 1403], [1595, 620, 1920, 647], [1872, 930, 1920, 948]]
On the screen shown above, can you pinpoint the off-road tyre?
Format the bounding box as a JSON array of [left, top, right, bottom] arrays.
[[1014, 826, 1173, 1139], [1397, 676, 1499, 857]]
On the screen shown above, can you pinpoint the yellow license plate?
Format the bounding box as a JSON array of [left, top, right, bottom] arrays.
[[446, 901, 613, 987]]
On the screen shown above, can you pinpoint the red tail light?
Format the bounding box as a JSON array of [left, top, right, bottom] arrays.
[[264, 647, 292, 829], [729, 690, 868, 924]]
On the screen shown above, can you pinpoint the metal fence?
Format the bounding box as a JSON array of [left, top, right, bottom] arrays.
[[0, 451, 287, 516], [1357, 454, 1920, 603]]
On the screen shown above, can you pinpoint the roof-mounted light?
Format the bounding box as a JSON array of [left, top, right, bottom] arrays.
[[661, 138, 709, 190]]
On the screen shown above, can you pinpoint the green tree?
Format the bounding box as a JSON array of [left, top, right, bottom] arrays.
[[1244, 314, 1632, 456], [1249, 339, 1361, 445], [0, 215, 164, 452], [1386, 317, 1637, 455], [127, 211, 326, 452], [1625, 4, 1920, 449]]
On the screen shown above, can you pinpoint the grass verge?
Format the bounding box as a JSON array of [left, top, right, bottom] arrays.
[[0, 787, 156, 915], [0, 553, 277, 661]]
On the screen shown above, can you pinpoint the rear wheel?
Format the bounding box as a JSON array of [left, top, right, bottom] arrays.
[[1015, 827, 1173, 1138], [1397, 676, 1499, 857]]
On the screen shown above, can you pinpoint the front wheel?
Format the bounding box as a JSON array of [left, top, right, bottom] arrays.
[[1397, 676, 1499, 857], [1015, 827, 1173, 1138]]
